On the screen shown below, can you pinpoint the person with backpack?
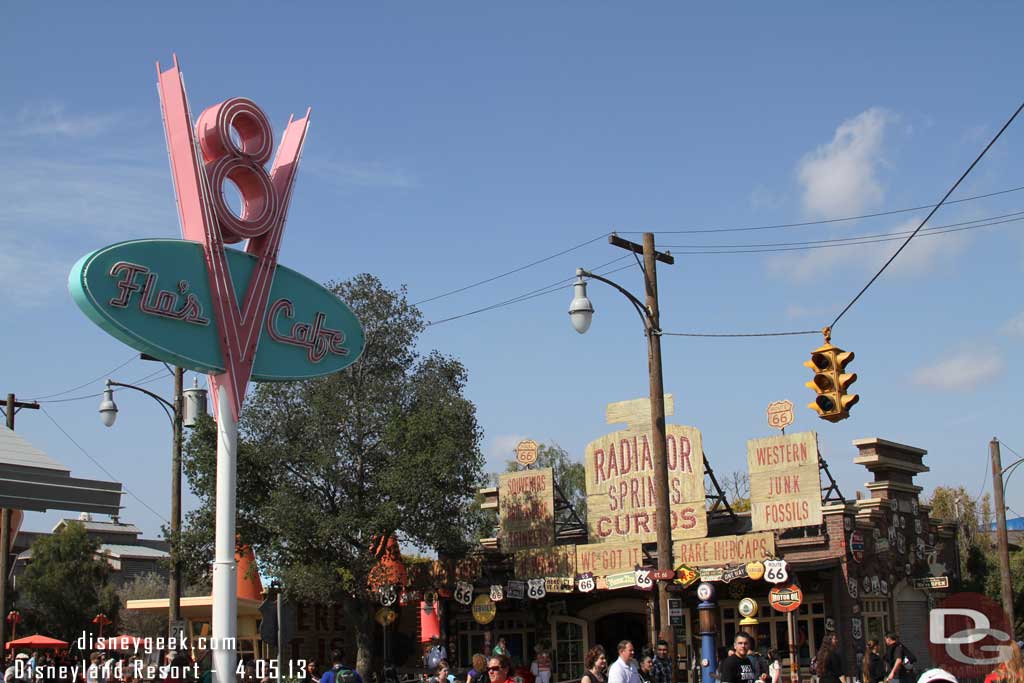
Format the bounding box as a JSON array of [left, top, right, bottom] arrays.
[[322, 651, 362, 683], [883, 633, 915, 683]]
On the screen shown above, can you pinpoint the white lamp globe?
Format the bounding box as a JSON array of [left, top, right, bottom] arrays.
[[568, 276, 594, 334]]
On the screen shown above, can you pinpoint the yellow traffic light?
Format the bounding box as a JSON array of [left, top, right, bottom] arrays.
[[803, 328, 858, 422]]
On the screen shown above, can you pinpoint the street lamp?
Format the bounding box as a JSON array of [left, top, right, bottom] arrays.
[[569, 233, 679, 680], [568, 271, 594, 334], [99, 371, 207, 635]]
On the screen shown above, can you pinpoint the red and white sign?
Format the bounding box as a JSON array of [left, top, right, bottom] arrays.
[[849, 530, 866, 563], [766, 400, 795, 431], [769, 584, 803, 612]]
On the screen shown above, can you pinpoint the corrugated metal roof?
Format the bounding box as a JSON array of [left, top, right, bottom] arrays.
[[99, 544, 169, 559], [0, 426, 69, 472], [52, 519, 141, 535]]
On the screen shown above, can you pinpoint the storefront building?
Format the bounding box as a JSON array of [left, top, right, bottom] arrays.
[[418, 432, 959, 683]]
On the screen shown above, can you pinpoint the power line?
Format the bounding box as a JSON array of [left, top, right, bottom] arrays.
[[39, 406, 171, 525], [38, 369, 173, 405], [28, 354, 138, 401], [658, 211, 1024, 252], [830, 100, 1024, 330], [413, 232, 611, 306], [661, 329, 820, 338], [624, 183, 1024, 235], [425, 257, 634, 327]]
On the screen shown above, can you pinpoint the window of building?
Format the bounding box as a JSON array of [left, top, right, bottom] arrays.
[[455, 615, 535, 670], [862, 598, 891, 644], [551, 617, 587, 683]]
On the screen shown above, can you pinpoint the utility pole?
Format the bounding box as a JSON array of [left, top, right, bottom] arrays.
[[1, 394, 40, 653], [990, 438, 1015, 632], [608, 232, 676, 675], [170, 366, 184, 632]]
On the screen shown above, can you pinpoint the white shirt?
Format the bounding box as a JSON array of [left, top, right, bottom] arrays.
[[609, 658, 639, 683]]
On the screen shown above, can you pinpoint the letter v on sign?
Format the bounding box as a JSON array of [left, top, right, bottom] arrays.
[[157, 55, 309, 420]]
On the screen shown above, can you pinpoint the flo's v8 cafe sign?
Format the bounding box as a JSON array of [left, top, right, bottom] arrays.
[[585, 395, 708, 543], [69, 60, 365, 412]]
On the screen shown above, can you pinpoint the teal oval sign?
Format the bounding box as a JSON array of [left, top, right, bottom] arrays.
[[69, 239, 364, 380]]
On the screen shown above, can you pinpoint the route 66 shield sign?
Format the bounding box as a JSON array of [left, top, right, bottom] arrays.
[[527, 578, 546, 599], [764, 559, 788, 584], [577, 572, 596, 593], [454, 581, 474, 606], [490, 585, 504, 602]]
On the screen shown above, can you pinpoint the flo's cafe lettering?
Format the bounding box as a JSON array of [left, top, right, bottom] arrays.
[[107, 260, 350, 362]]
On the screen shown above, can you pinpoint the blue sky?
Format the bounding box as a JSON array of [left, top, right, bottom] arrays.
[[2, 3, 1022, 540]]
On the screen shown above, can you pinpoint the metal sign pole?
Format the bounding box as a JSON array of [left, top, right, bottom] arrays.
[[212, 386, 239, 683]]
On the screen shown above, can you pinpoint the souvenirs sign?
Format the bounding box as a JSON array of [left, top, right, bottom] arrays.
[[675, 532, 775, 568], [499, 468, 555, 551], [576, 542, 644, 577], [585, 396, 708, 543], [69, 58, 365, 682], [747, 431, 823, 532], [514, 546, 576, 579]]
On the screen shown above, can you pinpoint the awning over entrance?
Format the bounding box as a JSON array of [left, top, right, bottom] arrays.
[[0, 426, 122, 516]]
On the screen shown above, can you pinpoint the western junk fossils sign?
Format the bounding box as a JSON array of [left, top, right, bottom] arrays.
[[746, 431, 823, 532], [499, 468, 555, 551], [585, 396, 707, 543]]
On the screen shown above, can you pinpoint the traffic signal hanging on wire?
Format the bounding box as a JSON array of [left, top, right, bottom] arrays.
[[803, 327, 858, 422]]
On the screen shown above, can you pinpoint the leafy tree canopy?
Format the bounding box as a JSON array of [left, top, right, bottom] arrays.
[[181, 274, 484, 673], [19, 522, 118, 641]]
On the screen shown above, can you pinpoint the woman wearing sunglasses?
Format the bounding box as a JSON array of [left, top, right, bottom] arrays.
[[487, 656, 513, 683]]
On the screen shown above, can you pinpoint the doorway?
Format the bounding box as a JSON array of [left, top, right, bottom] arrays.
[[594, 612, 647, 660]]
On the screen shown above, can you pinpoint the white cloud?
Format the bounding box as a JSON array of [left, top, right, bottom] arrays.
[[911, 349, 1004, 391], [1001, 312, 1024, 338], [484, 433, 526, 470], [13, 102, 123, 138], [797, 108, 894, 219], [767, 215, 971, 283]]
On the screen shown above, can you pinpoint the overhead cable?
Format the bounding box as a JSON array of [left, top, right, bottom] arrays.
[[830, 99, 1024, 329]]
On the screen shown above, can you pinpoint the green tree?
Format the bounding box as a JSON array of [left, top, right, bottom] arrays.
[[181, 274, 484, 678], [928, 486, 994, 592], [116, 573, 168, 639], [505, 442, 587, 524], [19, 522, 118, 641]]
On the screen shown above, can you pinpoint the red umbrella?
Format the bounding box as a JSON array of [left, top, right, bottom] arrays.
[[6, 635, 69, 650]]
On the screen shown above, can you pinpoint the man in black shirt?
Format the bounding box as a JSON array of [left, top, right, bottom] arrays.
[[719, 633, 757, 683], [883, 632, 913, 683]]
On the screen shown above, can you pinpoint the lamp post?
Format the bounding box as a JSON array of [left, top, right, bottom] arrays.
[[99, 369, 207, 635], [570, 232, 677, 675]]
